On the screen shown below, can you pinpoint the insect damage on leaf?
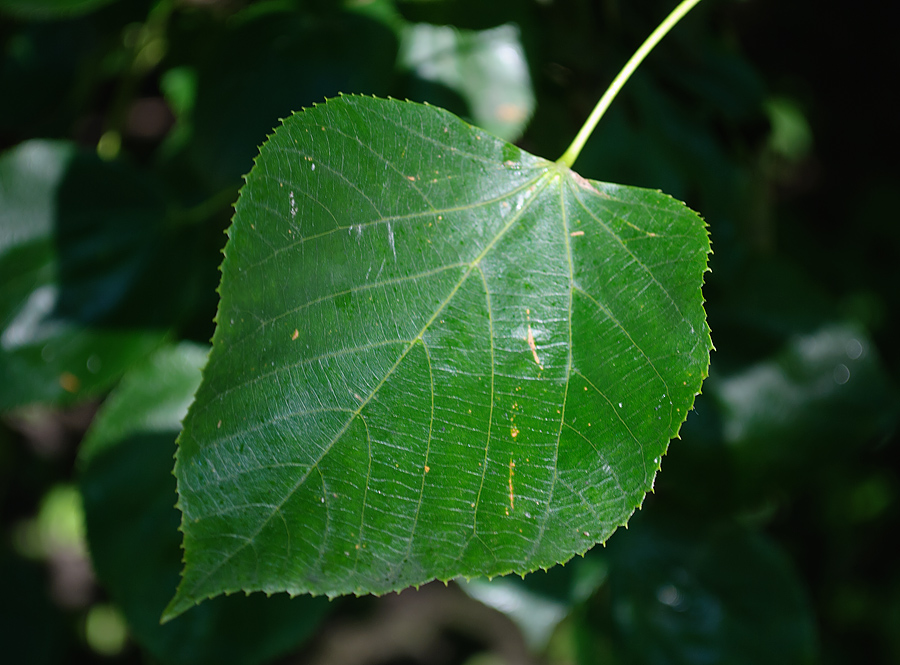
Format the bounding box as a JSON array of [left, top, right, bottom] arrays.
[[163, 95, 711, 622]]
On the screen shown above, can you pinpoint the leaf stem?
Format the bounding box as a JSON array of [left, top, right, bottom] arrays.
[[556, 0, 703, 169]]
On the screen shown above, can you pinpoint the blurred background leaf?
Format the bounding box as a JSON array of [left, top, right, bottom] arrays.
[[78, 342, 334, 665], [0, 0, 121, 21], [0, 140, 167, 409], [398, 22, 534, 140], [182, 4, 399, 192], [591, 511, 817, 665]]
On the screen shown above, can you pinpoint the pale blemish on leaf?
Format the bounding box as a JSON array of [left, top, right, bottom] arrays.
[[568, 168, 603, 196], [507, 459, 516, 513], [387, 222, 396, 259]]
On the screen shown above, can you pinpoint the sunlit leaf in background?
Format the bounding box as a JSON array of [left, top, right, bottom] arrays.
[[710, 323, 899, 497], [399, 22, 535, 141], [0, 141, 165, 409]]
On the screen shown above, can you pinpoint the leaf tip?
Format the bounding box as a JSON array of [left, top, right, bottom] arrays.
[[160, 590, 192, 624]]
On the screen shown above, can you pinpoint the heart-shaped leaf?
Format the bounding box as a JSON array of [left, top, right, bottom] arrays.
[[165, 95, 710, 620]]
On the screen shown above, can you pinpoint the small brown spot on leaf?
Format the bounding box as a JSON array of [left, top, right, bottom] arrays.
[[527, 325, 543, 369]]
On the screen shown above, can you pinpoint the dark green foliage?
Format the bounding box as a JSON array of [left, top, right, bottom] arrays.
[[2, 0, 898, 663]]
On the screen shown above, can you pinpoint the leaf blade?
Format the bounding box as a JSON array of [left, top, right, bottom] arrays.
[[166, 95, 711, 619]]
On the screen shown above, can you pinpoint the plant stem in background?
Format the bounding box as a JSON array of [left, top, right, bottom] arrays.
[[556, 0, 703, 169]]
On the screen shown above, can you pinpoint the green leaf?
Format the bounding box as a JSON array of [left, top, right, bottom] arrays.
[[458, 512, 819, 665], [713, 323, 899, 487], [599, 512, 818, 665], [0, 140, 166, 410], [0, 0, 119, 20], [166, 95, 711, 619], [0, 20, 97, 136], [80, 343, 332, 665]]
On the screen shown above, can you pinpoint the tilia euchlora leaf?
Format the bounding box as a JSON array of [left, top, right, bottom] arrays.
[[164, 95, 711, 620]]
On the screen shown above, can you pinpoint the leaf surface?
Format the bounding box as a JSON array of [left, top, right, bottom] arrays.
[[80, 343, 332, 664], [166, 95, 711, 619]]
